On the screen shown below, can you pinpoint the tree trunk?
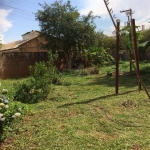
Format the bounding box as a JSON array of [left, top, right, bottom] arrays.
[[65, 52, 72, 70]]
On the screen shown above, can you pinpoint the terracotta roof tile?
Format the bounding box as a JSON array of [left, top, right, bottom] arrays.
[[0, 35, 38, 51]]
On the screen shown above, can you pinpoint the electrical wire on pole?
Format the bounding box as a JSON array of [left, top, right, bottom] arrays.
[[103, 0, 150, 99], [120, 9, 134, 75]]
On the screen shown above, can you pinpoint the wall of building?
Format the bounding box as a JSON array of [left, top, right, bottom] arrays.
[[0, 51, 66, 79], [106, 49, 130, 61], [19, 37, 47, 52], [0, 52, 48, 79]]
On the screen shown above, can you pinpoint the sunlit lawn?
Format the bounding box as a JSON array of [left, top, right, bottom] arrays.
[[1, 61, 150, 150]]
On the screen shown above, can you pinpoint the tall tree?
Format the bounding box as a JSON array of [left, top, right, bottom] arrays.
[[102, 35, 116, 50], [139, 29, 150, 43], [95, 30, 105, 47], [35, 0, 98, 69]]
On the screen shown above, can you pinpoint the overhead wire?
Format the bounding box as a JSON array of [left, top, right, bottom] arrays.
[[0, 4, 34, 15], [0, 0, 109, 31], [0, 0, 104, 18], [8, 2, 37, 11], [9, 0, 39, 10], [16, 0, 39, 7], [8, 13, 35, 21], [10, 10, 34, 18], [0, 4, 35, 22]]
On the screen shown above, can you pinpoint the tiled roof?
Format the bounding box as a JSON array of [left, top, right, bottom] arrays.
[[0, 35, 38, 51], [22, 30, 39, 36]]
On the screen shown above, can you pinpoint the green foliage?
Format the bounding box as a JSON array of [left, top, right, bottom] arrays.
[[140, 28, 150, 43], [120, 26, 143, 50], [14, 52, 58, 104], [138, 45, 146, 57], [1, 61, 150, 149], [85, 46, 114, 66], [145, 40, 150, 49], [0, 92, 27, 142], [94, 30, 105, 47], [120, 26, 132, 50], [35, 0, 99, 69], [137, 30, 144, 43], [138, 41, 150, 58], [101, 35, 116, 50]]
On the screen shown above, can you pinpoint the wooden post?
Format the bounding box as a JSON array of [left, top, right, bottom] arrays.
[[131, 19, 141, 90], [115, 19, 120, 94]]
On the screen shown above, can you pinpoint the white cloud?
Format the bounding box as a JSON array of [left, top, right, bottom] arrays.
[[79, 0, 150, 34], [79, 0, 107, 17], [80, 0, 150, 19], [0, 34, 5, 44], [0, 9, 12, 43]]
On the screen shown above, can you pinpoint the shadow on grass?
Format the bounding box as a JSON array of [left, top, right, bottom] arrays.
[[81, 75, 140, 88], [57, 89, 150, 129], [57, 90, 137, 108]]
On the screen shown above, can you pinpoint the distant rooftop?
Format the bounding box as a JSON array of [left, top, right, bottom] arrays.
[[22, 30, 40, 36], [0, 31, 39, 51]]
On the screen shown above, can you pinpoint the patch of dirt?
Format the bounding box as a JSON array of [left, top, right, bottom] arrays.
[[85, 67, 99, 75], [131, 144, 141, 150], [107, 71, 131, 76], [122, 100, 138, 108], [0, 137, 14, 150]]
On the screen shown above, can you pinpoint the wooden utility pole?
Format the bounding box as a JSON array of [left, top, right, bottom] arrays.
[[120, 9, 133, 75], [131, 19, 141, 90], [103, 0, 150, 99], [103, 0, 117, 29], [115, 19, 120, 94]]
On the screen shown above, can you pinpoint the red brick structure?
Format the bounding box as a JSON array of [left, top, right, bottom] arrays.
[[0, 30, 66, 79], [0, 52, 48, 79]]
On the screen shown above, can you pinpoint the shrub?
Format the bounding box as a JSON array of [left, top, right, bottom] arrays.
[[13, 52, 58, 104], [0, 91, 26, 142], [85, 66, 99, 75], [85, 46, 114, 66]]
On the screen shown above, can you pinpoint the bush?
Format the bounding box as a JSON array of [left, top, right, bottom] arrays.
[[14, 52, 58, 104], [85, 46, 114, 66], [0, 91, 26, 142]]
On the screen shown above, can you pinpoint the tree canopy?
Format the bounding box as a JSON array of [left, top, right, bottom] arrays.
[[35, 0, 99, 69], [139, 29, 150, 43], [101, 35, 116, 50]]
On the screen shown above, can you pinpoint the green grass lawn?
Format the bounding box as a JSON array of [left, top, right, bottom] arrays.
[[1, 61, 150, 150]]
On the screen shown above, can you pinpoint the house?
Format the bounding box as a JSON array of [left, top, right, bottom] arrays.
[[0, 30, 67, 79], [0, 30, 46, 53], [0, 30, 50, 79]]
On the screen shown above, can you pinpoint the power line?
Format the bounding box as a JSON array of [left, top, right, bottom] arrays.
[[0, 4, 34, 15], [16, 0, 39, 7], [8, 11, 35, 20], [0, 7, 34, 18], [9, 0, 39, 9]]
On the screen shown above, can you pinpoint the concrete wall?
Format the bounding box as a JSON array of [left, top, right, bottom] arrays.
[[107, 49, 130, 60], [0, 51, 66, 79], [0, 52, 48, 79], [19, 37, 47, 52], [0, 36, 66, 79]]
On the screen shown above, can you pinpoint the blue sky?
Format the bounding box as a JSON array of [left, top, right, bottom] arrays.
[[0, 0, 150, 43]]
